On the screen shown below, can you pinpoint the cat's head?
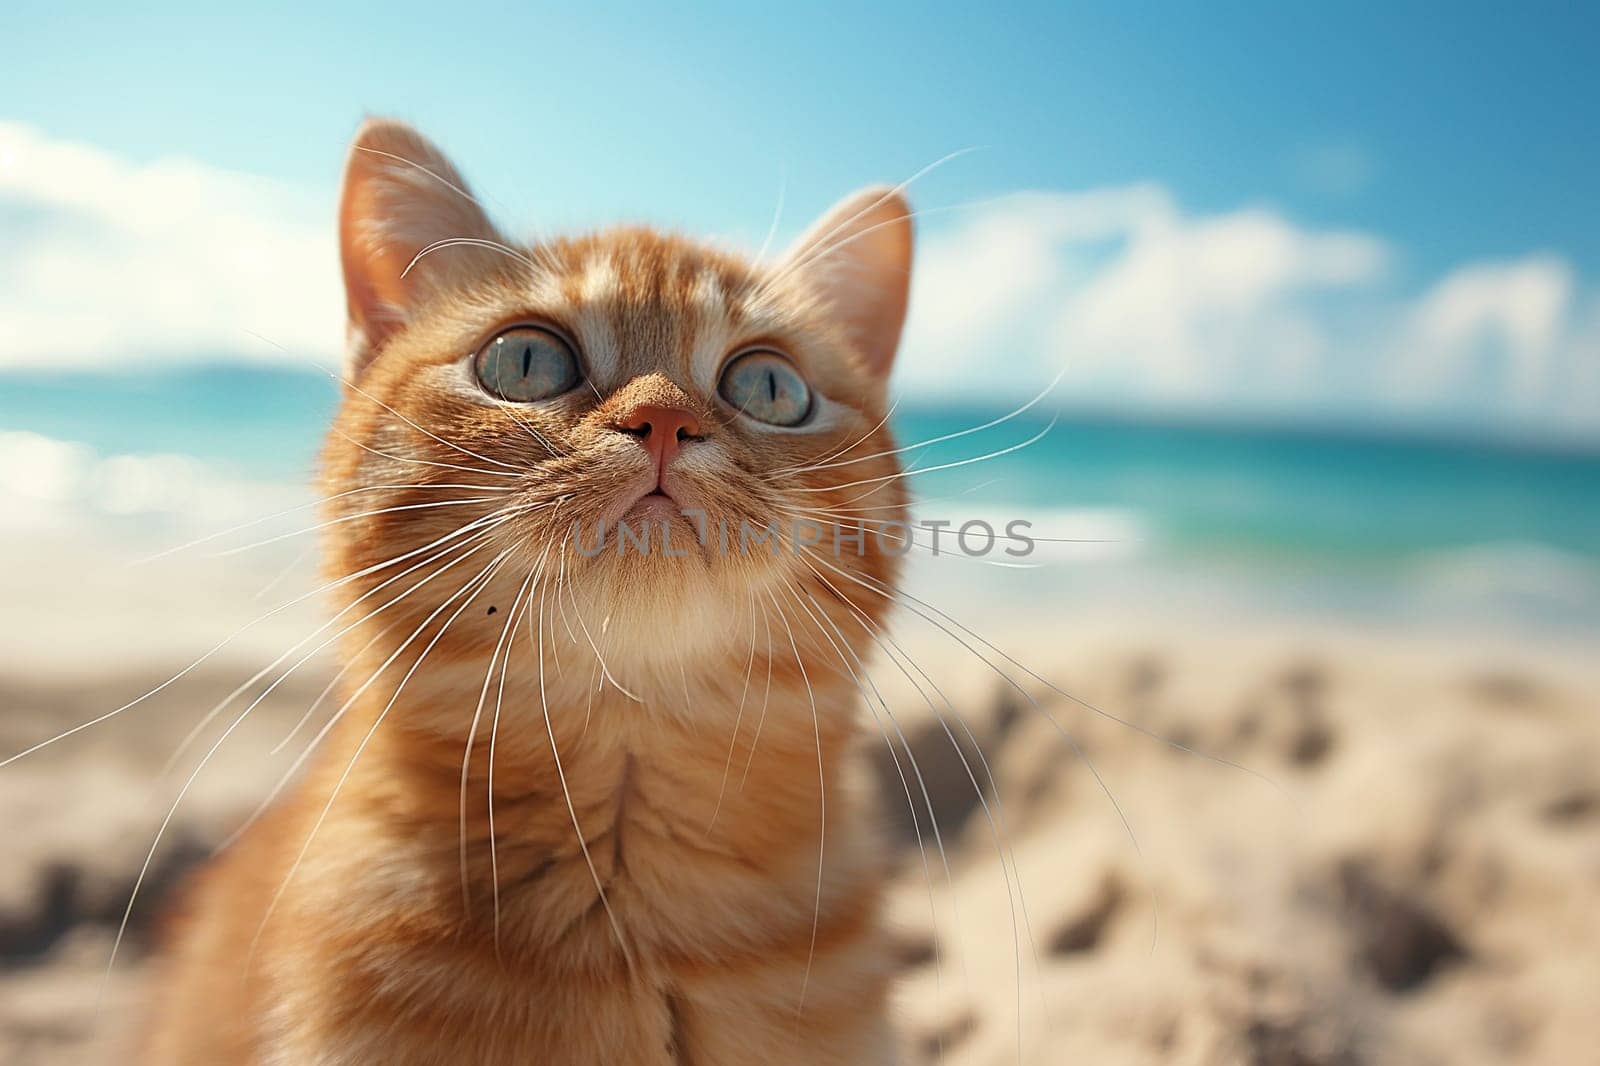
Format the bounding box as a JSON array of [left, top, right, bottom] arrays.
[[322, 119, 912, 687]]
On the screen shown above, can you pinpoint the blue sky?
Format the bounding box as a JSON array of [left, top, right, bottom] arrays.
[[3, 3, 1597, 442]]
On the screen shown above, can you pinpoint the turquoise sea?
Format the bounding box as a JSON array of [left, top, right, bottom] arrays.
[[3, 364, 1598, 632]]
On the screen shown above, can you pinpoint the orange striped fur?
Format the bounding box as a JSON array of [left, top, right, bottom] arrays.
[[142, 118, 916, 1064]]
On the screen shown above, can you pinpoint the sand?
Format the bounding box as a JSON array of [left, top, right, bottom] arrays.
[[2, 534, 1597, 1065]]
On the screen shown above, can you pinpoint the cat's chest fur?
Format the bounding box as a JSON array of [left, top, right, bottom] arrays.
[[246, 682, 895, 1064]]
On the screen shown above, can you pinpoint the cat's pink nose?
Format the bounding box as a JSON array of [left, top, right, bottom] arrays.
[[615, 403, 703, 483]]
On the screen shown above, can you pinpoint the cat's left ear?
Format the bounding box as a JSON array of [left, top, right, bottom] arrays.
[[779, 187, 914, 379], [338, 117, 505, 378]]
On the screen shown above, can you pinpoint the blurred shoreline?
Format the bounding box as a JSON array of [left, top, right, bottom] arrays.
[[6, 361, 1600, 641]]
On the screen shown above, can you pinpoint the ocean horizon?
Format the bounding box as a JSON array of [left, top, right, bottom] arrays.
[[4, 362, 1598, 634]]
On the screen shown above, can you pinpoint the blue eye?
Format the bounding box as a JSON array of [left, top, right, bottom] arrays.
[[474, 326, 581, 402], [718, 350, 812, 426]]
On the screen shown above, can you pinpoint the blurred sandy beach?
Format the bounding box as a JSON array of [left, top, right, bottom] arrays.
[[3, 524, 1596, 1065]]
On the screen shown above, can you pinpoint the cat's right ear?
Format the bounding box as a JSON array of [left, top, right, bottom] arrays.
[[338, 118, 504, 378], [778, 186, 913, 382]]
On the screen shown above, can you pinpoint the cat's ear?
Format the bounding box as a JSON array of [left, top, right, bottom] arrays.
[[779, 187, 914, 379], [338, 117, 504, 378]]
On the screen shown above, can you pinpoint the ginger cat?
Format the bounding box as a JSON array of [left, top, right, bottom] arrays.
[[142, 118, 915, 1064]]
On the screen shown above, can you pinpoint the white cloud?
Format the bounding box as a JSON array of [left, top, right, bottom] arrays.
[[1400, 256, 1574, 406], [1057, 203, 1387, 400], [900, 186, 1600, 442], [0, 122, 341, 368], [904, 186, 1389, 410]]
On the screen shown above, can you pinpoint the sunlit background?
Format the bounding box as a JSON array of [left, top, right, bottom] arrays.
[[4, 4, 1597, 634], [1, 5, 1597, 1064]]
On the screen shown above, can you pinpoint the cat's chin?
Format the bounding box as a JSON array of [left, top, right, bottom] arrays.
[[622, 491, 688, 524], [554, 550, 763, 668]]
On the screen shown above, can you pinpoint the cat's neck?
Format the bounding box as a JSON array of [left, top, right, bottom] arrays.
[[309, 642, 871, 966]]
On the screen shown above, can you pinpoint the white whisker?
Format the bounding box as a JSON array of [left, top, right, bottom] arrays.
[[786, 583, 963, 1010], [534, 553, 634, 970], [707, 587, 760, 834], [782, 371, 1063, 479], [488, 545, 552, 944], [339, 371, 532, 473], [1, 507, 520, 770], [402, 236, 542, 280], [789, 415, 1059, 495], [763, 585, 825, 1017], [462, 561, 538, 913], [217, 530, 513, 853], [248, 548, 513, 958], [134, 481, 511, 565]]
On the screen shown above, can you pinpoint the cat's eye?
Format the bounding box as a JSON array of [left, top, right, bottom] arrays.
[[473, 326, 581, 402], [718, 350, 812, 427]]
